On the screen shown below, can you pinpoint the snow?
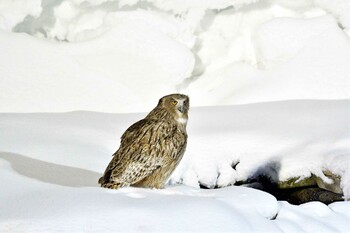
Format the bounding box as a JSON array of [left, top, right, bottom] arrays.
[[1, 101, 350, 232], [186, 15, 350, 106], [1, 0, 350, 232], [1, 100, 348, 195], [0, 182, 279, 232], [0, 24, 194, 112], [275, 201, 350, 233], [0, 0, 41, 31], [1, 0, 350, 112], [173, 100, 350, 197]]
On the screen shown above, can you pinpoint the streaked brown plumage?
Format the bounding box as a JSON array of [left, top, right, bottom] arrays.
[[99, 93, 189, 189]]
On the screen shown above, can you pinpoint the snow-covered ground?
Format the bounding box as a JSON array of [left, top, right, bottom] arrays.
[[1, 101, 350, 232], [1, 0, 350, 232]]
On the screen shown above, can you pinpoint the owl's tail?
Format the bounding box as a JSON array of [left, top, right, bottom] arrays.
[[98, 176, 104, 185], [98, 175, 124, 189]]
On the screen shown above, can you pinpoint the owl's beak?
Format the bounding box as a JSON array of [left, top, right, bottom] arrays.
[[177, 105, 185, 113]]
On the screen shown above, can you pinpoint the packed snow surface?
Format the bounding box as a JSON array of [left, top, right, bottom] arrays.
[[1, 101, 350, 232]]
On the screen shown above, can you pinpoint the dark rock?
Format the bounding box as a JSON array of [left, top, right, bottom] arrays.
[[239, 173, 344, 205], [278, 187, 344, 205]]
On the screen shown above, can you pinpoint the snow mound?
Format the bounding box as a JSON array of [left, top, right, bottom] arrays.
[[172, 100, 350, 198], [276, 201, 350, 233]]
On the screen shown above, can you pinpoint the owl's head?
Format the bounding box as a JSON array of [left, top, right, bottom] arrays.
[[158, 93, 189, 124]]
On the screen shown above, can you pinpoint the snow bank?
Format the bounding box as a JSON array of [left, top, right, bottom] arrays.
[[1, 100, 350, 232], [1, 100, 349, 197], [0, 25, 194, 112], [185, 15, 350, 106], [1, 0, 350, 112], [172, 100, 350, 198]]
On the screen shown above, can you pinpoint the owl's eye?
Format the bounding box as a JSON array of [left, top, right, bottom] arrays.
[[172, 100, 178, 105]]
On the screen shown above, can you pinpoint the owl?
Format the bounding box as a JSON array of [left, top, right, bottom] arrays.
[[98, 93, 189, 189]]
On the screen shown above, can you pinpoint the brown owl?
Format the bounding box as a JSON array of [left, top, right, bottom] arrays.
[[98, 93, 189, 189]]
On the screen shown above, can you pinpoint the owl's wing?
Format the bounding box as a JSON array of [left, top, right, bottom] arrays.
[[112, 119, 154, 156], [106, 119, 173, 185], [109, 151, 163, 185]]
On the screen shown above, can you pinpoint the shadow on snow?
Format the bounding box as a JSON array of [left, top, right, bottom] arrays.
[[0, 152, 100, 187]]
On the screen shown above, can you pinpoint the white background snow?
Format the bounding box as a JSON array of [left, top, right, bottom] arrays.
[[1, 0, 350, 232]]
